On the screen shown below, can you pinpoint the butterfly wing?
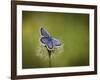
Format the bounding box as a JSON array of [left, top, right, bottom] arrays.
[[40, 27, 50, 37], [40, 27, 61, 49], [52, 38, 61, 46], [40, 37, 53, 49], [47, 41, 53, 49], [40, 37, 49, 45]]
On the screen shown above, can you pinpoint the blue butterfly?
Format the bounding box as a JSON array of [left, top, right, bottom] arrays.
[[40, 27, 61, 50]]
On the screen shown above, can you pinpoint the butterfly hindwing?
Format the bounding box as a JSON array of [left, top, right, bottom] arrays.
[[46, 41, 53, 49], [52, 38, 61, 46]]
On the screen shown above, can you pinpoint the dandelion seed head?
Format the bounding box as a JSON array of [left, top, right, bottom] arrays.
[[36, 45, 48, 60]]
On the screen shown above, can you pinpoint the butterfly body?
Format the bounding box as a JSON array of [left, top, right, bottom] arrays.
[[40, 27, 61, 50]]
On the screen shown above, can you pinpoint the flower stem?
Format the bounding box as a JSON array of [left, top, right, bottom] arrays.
[[48, 50, 51, 67], [45, 46, 52, 67]]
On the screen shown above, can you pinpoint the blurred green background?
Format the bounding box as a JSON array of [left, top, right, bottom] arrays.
[[22, 11, 89, 69]]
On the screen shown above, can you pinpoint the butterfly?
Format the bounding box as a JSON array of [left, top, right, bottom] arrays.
[[40, 27, 61, 50]]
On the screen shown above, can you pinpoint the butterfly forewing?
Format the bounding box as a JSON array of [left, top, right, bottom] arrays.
[[40, 28, 50, 37], [40, 37, 49, 44]]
